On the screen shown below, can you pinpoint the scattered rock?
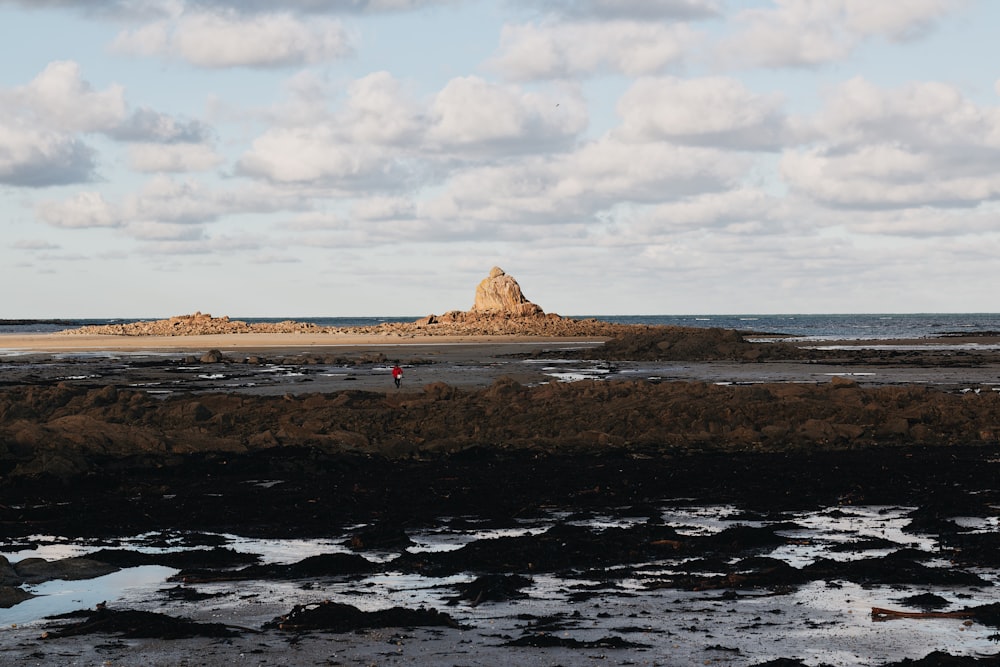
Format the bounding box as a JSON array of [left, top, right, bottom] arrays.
[[504, 633, 650, 649], [0, 585, 35, 608], [264, 600, 460, 632], [13, 557, 119, 585], [42, 605, 244, 639], [446, 574, 532, 605], [199, 350, 224, 364]]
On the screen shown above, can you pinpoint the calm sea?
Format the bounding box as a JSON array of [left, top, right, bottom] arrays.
[[2, 313, 999, 340]]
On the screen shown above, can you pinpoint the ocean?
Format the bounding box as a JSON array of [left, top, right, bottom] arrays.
[[2, 313, 999, 340]]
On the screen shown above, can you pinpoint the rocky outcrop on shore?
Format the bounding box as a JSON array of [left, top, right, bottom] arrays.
[[56, 268, 628, 338], [61, 312, 331, 337], [472, 266, 543, 316], [59, 310, 632, 338], [3, 378, 999, 479]]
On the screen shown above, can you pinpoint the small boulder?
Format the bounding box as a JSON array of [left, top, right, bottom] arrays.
[[200, 350, 224, 364]]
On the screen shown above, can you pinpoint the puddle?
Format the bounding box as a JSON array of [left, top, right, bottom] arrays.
[[3, 566, 176, 626]]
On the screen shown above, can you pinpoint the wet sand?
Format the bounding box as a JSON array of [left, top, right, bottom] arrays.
[[4, 331, 1000, 393]]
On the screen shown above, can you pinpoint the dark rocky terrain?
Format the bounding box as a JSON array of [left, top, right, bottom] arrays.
[[2, 324, 999, 665]]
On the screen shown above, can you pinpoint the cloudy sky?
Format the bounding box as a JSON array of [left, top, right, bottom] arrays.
[[2, 0, 999, 317]]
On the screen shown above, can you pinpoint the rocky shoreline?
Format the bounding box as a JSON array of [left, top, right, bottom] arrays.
[[3, 327, 1000, 665], [57, 309, 636, 338], [3, 271, 1000, 665]]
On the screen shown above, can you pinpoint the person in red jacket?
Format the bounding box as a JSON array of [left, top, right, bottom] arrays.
[[391, 363, 403, 388]]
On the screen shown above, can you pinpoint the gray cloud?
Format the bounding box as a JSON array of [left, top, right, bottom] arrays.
[[0, 134, 95, 187], [109, 108, 212, 143], [0, 0, 178, 20], [186, 0, 457, 14]]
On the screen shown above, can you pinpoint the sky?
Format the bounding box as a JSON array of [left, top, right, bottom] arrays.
[[2, 0, 1000, 318]]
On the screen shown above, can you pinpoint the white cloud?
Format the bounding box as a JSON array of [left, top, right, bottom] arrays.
[[36, 192, 121, 228], [237, 126, 400, 185], [112, 10, 354, 68], [615, 76, 791, 150], [11, 239, 61, 250], [840, 0, 970, 40], [120, 175, 295, 224], [239, 71, 589, 186], [813, 77, 998, 149], [718, 0, 969, 69], [36, 177, 308, 237], [341, 72, 424, 145], [0, 61, 219, 184], [422, 136, 750, 225], [492, 20, 696, 80], [842, 205, 1000, 237], [350, 196, 417, 221], [139, 234, 262, 255], [127, 143, 224, 172], [427, 76, 586, 152], [187, 0, 455, 13], [8, 61, 127, 132], [0, 0, 457, 14], [236, 72, 419, 184], [782, 144, 1000, 209], [525, 0, 720, 20], [783, 77, 1000, 209], [625, 188, 793, 233], [125, 220, 208, 241]]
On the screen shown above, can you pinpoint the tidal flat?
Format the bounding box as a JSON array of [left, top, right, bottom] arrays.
[[2, 328, 999, 665]]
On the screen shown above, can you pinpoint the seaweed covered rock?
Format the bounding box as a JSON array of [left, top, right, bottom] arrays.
[[590, 326, 809, 362], [265, 600, 460, 632], [42, 605, 242, 639]]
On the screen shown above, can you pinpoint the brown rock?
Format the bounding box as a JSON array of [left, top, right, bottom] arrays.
[[472, 267, 543, 316], [200, 350, 224, 364]]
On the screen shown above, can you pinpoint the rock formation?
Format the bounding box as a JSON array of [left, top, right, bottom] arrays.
[[410, 267, 579, 334], [472, 267, 543, 317], [61, 312, 326, 337], [60, 268, 624, 338]]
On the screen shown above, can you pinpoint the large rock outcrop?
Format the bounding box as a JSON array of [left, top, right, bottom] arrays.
[[471, 267, 543, 317], [410, 267, 581, 334], [59, 268, 573, 338]]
